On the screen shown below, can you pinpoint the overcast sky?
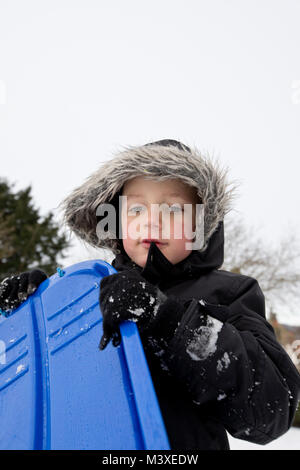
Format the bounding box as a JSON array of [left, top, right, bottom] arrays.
[[0, 0, 300, 323]]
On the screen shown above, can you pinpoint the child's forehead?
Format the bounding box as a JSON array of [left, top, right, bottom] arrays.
[[122, 175, 196, 198]]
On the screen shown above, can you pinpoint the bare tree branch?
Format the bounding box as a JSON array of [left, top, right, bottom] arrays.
[[222, 214, 300, 316]]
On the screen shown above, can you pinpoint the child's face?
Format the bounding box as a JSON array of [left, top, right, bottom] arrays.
[[120, 176, 200, 268]]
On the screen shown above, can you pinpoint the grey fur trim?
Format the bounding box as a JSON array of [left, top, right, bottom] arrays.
[[59, 142, 239, 255]]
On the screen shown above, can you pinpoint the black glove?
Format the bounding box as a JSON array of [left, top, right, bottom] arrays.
[[0, 269, 48, 315], [98, 269, 187, 351]]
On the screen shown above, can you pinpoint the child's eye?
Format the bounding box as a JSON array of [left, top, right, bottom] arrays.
[[128, 206, 145, 214], [169, 204, 183, 213], [128, 204, 183, 215]]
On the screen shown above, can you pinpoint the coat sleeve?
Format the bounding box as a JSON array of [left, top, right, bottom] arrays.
[[160, 276, 300, 445]]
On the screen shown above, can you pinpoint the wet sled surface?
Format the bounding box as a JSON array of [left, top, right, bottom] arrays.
[[0, 260, 170, 450]]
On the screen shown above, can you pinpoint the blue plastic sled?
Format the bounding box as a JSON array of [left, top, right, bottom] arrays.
[[0, 260, 170, 450]]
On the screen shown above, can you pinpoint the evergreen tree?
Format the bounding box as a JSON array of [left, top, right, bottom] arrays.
[[0, 178, 70, 279]]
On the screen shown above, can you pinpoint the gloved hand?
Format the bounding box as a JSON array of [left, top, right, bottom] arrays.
[[98, 269, 185, 351], [0, 269, 48, 315]]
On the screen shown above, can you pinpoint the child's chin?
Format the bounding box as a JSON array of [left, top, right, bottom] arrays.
[[133, 257, 146, 269]]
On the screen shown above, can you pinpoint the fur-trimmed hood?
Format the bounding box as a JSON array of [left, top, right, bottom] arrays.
[[59, 139, 238, 256]]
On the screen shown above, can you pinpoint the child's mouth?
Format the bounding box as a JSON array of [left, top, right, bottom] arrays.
[[141, 239, 167, 247]]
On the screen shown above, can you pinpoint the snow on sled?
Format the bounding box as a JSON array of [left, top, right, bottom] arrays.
[[0, 260, 170, 450]]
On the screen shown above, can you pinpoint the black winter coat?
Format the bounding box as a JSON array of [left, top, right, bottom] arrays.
[[112, 221, 300, 450]]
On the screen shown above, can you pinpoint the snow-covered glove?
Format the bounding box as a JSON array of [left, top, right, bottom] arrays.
[[98, 270, 186, 351], [0, 269, 48, 315]]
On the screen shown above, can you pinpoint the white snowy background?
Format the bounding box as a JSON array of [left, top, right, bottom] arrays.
[[0, 1, 300, 449], [1, 1, 300, 326]]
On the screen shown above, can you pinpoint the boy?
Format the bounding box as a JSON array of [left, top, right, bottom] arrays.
[[1, 139, 300, 450]]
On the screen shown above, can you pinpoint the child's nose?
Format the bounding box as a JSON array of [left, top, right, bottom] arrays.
[[144, 218, 161, 234], [143, 208, 171, 239], [140, 206, 159, 228]]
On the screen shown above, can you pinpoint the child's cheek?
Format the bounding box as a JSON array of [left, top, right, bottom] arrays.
[[121, 211, 138, 241], [171, 212, 195, 242], [122, 236, 135, 254]]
